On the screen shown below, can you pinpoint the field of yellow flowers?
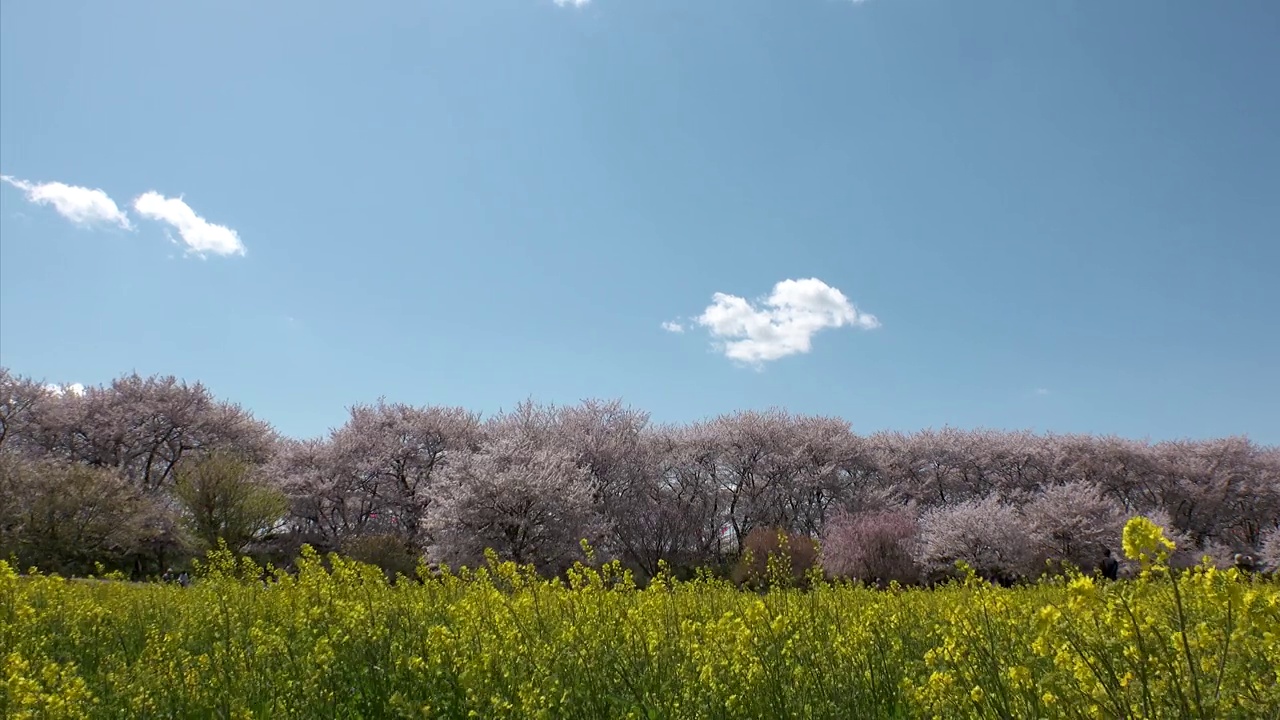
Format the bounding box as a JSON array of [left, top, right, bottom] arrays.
[[3, 519, 1278, 720]]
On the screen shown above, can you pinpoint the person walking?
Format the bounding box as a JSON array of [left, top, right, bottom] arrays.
[[1233, 553, 1256, 574], [1100, 548, 1119, 581]]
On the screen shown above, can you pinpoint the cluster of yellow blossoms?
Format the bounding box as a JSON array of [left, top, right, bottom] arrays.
[[3, 519, 1276, 718]]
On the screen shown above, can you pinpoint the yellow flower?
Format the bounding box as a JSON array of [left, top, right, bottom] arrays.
[[1122, 516, 1176, 565]]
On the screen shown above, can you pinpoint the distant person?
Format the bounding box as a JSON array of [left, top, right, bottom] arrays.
[[1100, 548, 1119, 581], [177, 571, 190, 587], [1233, 553, 1256, 574], [162, 568, 174, 584]]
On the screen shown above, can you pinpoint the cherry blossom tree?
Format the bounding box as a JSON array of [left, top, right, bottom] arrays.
[[820, 508, 920, 585], [871, 429, 976, 507], [777, 415, 878, 537], [982, 430, 1055, 497], [327, 399, 482, 546], [427, 406, 605, 574], [552, 398, 654, 561], [1021, 481, 1126, 574], [707, 409, 803, 546], [18, 373, 276, 493], [272, 400, 481, 552], [1049, 435, 1162, 512], [0, 368, 50, 451], [1257, 528, 1280, 573], [946, 428, 1002, 500], [554, 398, 651, 503], [915, 494, 1037, 583], [608, 425, 725, 577], [271, 438, 356, 550], [868, 431, 931, 506], [1151, 437, 1280, 552]]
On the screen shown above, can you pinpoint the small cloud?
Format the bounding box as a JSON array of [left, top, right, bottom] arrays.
[[1, 174, 132, 230], [1034, 388, 1051, 396], [43, 382, 86, 397], [690, 278, 879, 365], [661, 321, 685, 334], [133, 191, 246, 257], [554, 0, 590, 6]]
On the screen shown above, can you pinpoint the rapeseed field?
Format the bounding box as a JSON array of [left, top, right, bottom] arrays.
[[3, 519, 1277, 719]]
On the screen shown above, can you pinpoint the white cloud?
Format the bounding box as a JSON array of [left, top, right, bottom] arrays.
[[132, 192, 245, 257], [692, 278, 879, 365], [661, 321, 685, 334], [1034, 388, 1051, 396], [43, 382, 86, 397], [1, 175, 132, 230]]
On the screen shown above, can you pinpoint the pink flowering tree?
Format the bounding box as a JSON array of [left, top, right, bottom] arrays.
[[0, 368, 52, 452], [915, 494, 1037, 583], [328, 399, 481, 546], [778, 415, 878, 537], [271, 399, 480, 553], [1152, 437, 1280, 553], [427, 405, 605, 575], [609, 425, 726, 577], [1257, 528, 1280, 573], [706, 409, 801, 546], [820, 507, 920, 586], [15, 372, 277, 494], [1021, 481, 1127, 574]]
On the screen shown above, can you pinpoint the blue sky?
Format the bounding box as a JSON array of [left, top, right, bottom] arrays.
[[2, 0, 1277, 443]]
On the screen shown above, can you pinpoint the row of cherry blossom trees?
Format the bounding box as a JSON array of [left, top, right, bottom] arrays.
[[2, 367, 1277, 581]]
